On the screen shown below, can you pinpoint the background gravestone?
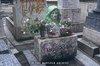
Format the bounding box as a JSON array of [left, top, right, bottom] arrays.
[[58, 0, 83, 33], [58, 0, 80, 22], [83, 0, 100, 46], [78, 0, 100, 58]]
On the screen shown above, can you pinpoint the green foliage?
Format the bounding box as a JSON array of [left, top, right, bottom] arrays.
[[26, 18, 39, 36]]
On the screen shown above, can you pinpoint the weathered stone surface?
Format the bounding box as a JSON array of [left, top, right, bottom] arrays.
[[85, 13, 100, 32], [58, 0, 81, 23], [80, 2, 96, 23], [94, 54, 100, 62], [0, 54, 22, 66], [0, 15, 5, 38], [11, 49, 19, 54], [0, 18, 3, 27], [70, 22, 84, 33], [81, 0, 100, 61], [34, 35, 77, 62], [76, 50, 100, 66], [6, 0, 46, 41], [77, 38, 99, 57], [6, 17, 33, 41], [0, 27, 6, 38], [75, 32, 83, 38], [58, 0, 80, 9], [14, 51, 30, 66], [0, 39, 9, 54], [60, 9, 81, 22], [83, 27, 100, 46], [94, 0, 100, 12], [23, 50, 46, 66]]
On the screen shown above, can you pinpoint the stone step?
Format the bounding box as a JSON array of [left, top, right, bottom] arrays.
[[77, 38, 99, 57], [23, 50, 85, 66], [23, 50, 46, 66], [76, 50, 100, 66], [94, 54, 100, 62]]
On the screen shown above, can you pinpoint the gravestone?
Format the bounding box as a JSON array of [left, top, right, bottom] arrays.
[[34, 35, 77, 62], [78, 0, 100, 57], [58, 0, 80, 22], [6, 0, 46, 41], [83, 0, 100, 46], [58, 0, 83, 33]]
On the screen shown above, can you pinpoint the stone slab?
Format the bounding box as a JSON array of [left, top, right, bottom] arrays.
[[4, 23, 34, 51], [77, 38, 99, 57], [76, 50, 100, 66], [24, 50, 85, 66], [0, 39, 9, 53], [15, 43, 34, 51], [94, 54, 100, 62], [83, 27, 100, 46], [34, 35, 77, 62], [0, 54, 22, 66]]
